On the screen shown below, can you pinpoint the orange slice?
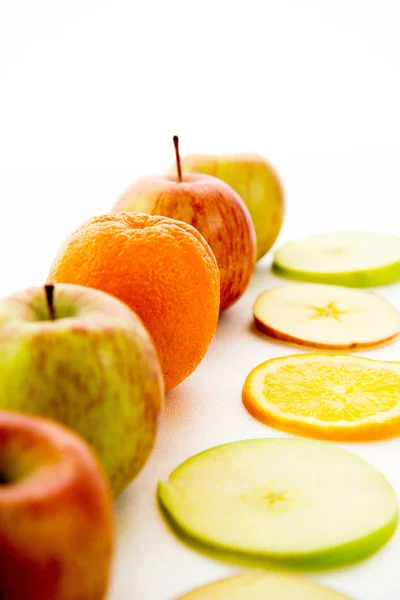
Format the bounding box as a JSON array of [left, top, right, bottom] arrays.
[[242, 354, 400, 440]]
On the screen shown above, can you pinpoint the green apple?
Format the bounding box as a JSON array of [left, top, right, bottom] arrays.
[[0, 283, 164, 496], [158, 438, 398, 568], [171, 153, 285, 260], [177, 572, 353, 600], [113, 137, 256, 312], [0, 409, 113, 599], [273, 232, 400, 287]]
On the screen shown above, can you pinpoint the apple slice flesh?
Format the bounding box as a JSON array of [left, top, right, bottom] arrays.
[[177, 572, 353, 599], [273, 232, 400, 287], [253, 283, 400, 349], [158, 439, 398, 568]]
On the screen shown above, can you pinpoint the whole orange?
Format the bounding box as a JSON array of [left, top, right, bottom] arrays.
[[48, 213, 220, 391]]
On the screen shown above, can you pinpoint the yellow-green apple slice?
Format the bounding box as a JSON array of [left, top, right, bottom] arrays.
[[253, 283, 400, 349], [273, 232, 400, 287], [158, 439, 398, 568], [177, 572, 353, 600]]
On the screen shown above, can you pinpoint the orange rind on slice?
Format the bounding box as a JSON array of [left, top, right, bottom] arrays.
[[243, 354, 400, 441]]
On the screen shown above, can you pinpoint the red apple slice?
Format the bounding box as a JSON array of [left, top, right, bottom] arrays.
[[253, 283, 400, 349]]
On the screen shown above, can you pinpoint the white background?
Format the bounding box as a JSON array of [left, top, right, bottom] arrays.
[[0, 1, 400, 598]]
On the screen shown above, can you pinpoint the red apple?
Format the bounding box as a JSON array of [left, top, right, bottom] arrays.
[[172, 152, 285, 261], [0, 410, 113, 600], [112, 137, 256, 312]]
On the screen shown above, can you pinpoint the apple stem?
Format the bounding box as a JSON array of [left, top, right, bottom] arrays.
[[45, 284, 55, 320], [173, 135, 182, 182], [0, 472, 10, 485]]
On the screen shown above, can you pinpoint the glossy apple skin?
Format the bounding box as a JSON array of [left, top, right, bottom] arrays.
[[172, 154, 285, 261], [0, 410, 113, 600], [113, 173, 256, 312], [0, 284, 164, 496]]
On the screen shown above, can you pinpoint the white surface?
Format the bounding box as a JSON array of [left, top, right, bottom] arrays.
[[0, 2, 399, 599]]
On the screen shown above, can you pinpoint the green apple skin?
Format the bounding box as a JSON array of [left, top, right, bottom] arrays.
[[0, 410, 113, 599], [0, 284, 164, 496], [113, 173, 256, 312], [171, 154, 285, 260], [272, 260, 400, 287]]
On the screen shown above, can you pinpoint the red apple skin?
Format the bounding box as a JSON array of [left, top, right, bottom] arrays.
[[0, 410, 113, 600], [112, 173, 257, 312]]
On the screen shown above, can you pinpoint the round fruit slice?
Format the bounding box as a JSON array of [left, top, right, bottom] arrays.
[[243, 354, 400, 440], [177, 572, 353, 600], [253, 283, 400, 349], [158, 438, 398, 568], [273, 232, 400, 287]]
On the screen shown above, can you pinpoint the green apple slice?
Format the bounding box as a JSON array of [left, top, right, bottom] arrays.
[[253, 283, 400, 349], [177, 572, 353, 599], [273, 232, 400, 287], [158, 439, 398, 568]]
